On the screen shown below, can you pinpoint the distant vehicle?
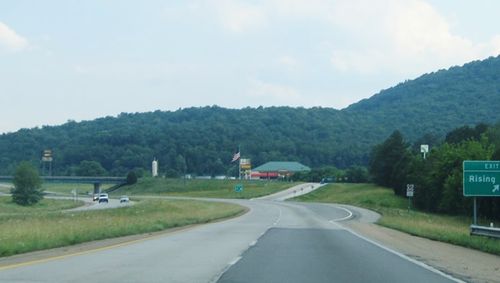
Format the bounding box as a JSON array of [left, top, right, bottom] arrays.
[[98, 193, 109, 203], [320, 177, 336, 184], [120, 195, 129, 203], [93, 194, 99, 201]]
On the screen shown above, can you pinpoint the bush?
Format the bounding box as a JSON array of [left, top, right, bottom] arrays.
[[126, 171, 138, 185], [11, 162, 44, 205]]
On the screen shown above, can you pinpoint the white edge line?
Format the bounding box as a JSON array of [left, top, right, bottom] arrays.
[[332, 207, 466, 283], [328, 206, 353, 222], [228, 256, 242, 266], [209, 256, 242, 283]]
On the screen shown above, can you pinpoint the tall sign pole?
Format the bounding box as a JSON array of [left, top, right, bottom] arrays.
[[41, 150, 53, 176], [240, 158, 252, 180], [463, 160, 500, 226]]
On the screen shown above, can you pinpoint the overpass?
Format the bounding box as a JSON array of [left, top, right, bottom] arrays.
[[0, 176, 127, 193]]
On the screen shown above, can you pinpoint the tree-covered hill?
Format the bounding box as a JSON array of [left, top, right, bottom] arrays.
[[345, 56, 500, 140], [0, 55, 499, 176]]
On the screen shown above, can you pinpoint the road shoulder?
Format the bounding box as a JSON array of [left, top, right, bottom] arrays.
[[342, 206, 500, 283]]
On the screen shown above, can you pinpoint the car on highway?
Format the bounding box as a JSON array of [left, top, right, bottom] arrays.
[[120, 195, 129, 203], [98, 193, 109, 203], [93, 194, 99, 201], [320, 177, 335, 184]]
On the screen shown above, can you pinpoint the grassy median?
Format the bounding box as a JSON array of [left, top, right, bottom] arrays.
[[117, 178, 298, 199], [0, 197, 83, 215], [0, 196, 244, 257], [41, 183, 113, 195], [295, 183, 500, 255]]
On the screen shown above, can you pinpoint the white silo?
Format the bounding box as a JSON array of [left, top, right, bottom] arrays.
[[152, 158, 159, 177]]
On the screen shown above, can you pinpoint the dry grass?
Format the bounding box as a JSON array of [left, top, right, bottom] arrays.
[[0, 198, 243, 257], [0, 196, 82, 215]]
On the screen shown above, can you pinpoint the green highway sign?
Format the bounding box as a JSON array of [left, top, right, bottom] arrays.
[[463, 161, 500, 197], [234, 184, 244, 193]]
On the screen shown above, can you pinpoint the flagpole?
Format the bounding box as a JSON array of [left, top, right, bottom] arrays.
[[238, 144, 241, 180]]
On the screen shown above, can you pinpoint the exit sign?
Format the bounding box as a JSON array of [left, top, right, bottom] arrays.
[[463, 161, 500, 197]]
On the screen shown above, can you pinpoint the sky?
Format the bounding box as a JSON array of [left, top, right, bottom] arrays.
[[1, 0, 500, 134]]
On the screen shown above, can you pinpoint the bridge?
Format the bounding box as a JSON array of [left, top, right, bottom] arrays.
[[0, 176, 127, 193]]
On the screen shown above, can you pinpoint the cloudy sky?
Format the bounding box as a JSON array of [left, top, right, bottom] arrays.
[[1, 0, 499, 134]]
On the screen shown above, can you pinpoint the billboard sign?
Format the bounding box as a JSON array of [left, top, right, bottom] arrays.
[[240, 158, 251, 170]]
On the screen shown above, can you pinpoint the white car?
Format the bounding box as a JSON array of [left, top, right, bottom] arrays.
[[98, 193, 109, 203], [120, 195, 130, 203]]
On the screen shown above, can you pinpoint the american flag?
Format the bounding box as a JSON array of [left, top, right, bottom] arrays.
[[231, 151, 240, 162]]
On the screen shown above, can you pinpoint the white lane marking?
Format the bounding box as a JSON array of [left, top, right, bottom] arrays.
[[328, 206, 353, 222], [332, 221, 466, 283], [273, 207, 282, 226], [210, 256, 243, 283], [228, 256, 242, 266]]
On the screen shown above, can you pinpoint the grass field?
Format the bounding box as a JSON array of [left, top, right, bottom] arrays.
[[117, 178, 298, 199], [0, 197, 82, 216], [0, 183, 12, 193], [0, 196, 244, 257], [295, 183, 500, 255], [41, 183, 114, 195]]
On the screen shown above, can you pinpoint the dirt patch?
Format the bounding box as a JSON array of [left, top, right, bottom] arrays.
[[342, 207, 500, 283]]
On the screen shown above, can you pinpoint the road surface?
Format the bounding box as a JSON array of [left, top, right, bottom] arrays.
[[64, 196, 132, 211], [0, 183, 462, 283]]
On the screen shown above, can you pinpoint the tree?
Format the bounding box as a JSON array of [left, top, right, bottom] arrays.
[[76, 160, 107, 176], [11, 162, 43, 205], [126, 171, 138, 185], [445, 124, 488, 144], [345, 166, 370, 183], [175, 155, 187, 176], [369, 130, 412, 195]]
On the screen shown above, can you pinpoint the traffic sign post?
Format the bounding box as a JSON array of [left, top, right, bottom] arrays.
[[234, 184, 243, 193], [420, 144, 429, 160], [463, 161, 500, 226], [406, 184, 414, 212]]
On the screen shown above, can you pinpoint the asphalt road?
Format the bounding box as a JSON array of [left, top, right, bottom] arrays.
[[0, 183, 462, 283], [65, 196, 132, 211]]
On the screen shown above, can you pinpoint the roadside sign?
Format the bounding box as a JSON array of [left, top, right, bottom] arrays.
[[406, 184, 414, 197], [463, 161, 500, 197], [234, 184, 243, 193], [420, 145, 429, 153]]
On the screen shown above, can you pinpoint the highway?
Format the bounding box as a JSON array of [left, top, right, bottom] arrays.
[[64, 196, 132, 212], [0, 184, 461, 283]]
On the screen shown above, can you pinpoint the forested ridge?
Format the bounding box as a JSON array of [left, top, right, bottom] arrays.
[[1, 56, 499, 176], [369, 123, 500, 220]]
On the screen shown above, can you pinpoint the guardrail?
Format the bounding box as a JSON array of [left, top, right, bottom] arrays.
[[470, 225, 500, 239]]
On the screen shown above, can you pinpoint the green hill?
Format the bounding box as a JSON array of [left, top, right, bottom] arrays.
[[345, 56, 500, 140], [0, 56, 499, 176]]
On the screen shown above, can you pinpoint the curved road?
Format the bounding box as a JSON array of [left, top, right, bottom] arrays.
[[0, 184, 461, 283]]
